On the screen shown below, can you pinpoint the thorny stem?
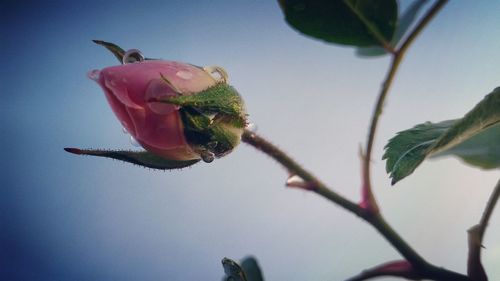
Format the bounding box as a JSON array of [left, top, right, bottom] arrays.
[[241, 130, 362, 216], [242, 1, 471, 280], [468, 179, 500, 280], [242, 130, 469, 281]]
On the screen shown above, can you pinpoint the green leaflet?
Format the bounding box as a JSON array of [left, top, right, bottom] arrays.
[[222, 257, 264, 281], [432, 122, 500, 169], [383, 120, 454, 185], [64, 148, 200, 170], [383, 87, 500, 185], [356, 0, 429, 57], [279, 0, 398, 47], [430, 88, 500, 154]]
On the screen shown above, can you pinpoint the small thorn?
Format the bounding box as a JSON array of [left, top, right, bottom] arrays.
[[286, 174, 317, 190], [64, 147, 83, 154], [358, 144, 365, 159]]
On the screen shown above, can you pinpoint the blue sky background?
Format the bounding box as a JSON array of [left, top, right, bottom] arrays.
[[1, 1, 500, 280]]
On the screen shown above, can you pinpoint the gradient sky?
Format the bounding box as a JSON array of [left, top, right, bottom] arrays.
[[1, 1, 500, 280]]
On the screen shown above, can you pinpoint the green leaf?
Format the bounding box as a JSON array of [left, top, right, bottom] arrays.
[[279, 0, 398, 47], [432, 122, 500, 169], [222, 256, 264, 281], [356, 0, 429, 57], [383, 120, 455, 185], [383, 87, 500, 184], [64, 148, 200, 170], [430, 88, 500, 154]]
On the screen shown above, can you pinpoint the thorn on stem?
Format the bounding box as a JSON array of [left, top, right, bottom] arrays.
[[286, 174, 317, 190], [358, 147, 380, 215]]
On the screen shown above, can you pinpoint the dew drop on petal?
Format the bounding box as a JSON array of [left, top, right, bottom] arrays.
[[122, 49, 145, 64], [176, 70, 193, 80], [87, 69, 101, 81], [129, 135, 142, 147], [122, 127, 129, 134], [200, 151, 215, 163], [203, 66, 229, 83]]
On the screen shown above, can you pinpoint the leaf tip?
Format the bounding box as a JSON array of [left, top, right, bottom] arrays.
[[64, 147, 83, 154]]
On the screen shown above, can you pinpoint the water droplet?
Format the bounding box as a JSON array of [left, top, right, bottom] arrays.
[[122, 127, 129, 134], [286, 174, 308, 189], [246, 123, 258, 132], [200, 151, 215, 163], [122, 49, 145, 64], [87, 69, 101, 81], [129, 135, 141, 147], [176, 70, 193, 80], [203, 66, 229, 83]]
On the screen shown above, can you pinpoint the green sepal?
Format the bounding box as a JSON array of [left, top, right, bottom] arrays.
[[92, 40, 154, 64], [157, 83, 247, 128], [180, 108, 241, 158], [64, 148, 200, 170], [92, 40, 126, 63]]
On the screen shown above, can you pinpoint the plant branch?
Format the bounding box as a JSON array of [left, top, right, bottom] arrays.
[[345, 260, 420, 281], [468, 178, 500, 280], [477, 178, 500, 248], [242, 129, 469, 280], [242, 1, 463, 280], [361, 0, 449, 224], [241, 129, 362, 216]]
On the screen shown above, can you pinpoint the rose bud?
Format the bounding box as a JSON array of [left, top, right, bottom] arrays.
[[65, 41, 247, 169]]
